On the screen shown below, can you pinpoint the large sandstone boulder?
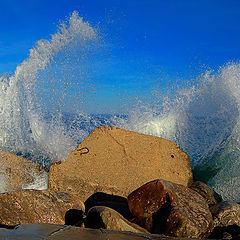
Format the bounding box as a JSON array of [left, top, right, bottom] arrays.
[[0, 150, 46, 192], [0, 190, 85, 225], [49, 126, 193, 201], [128, 179, 213, 238]]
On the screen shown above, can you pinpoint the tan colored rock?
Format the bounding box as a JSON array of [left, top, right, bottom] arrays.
[[128, 179, 213, 238], [0, 190, 85, 225], [49, 126, 193, 201], [0, 150, 46, 192], [85, 206, 149, 234]]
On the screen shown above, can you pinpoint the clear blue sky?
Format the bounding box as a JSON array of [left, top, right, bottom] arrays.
[[1, 0, 240, 113]]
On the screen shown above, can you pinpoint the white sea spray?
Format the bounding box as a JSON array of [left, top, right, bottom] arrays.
[[122, 63, 240, 201], [0, 11, 240, 201], [0, 12, 98, 165]]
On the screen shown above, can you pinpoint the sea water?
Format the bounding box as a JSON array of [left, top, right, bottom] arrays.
[[0, 12, 240, 201]]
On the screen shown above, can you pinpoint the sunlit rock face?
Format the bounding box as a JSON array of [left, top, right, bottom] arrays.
[[49, 126, 193, 202]]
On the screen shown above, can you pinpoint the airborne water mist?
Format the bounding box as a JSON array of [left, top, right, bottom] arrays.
[[0, 12, 101, 165], [125, 64, 240, 201], [0, 11, 240, 201]]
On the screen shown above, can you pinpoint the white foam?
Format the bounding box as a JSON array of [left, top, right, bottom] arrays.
[[22, 170, 48, 191]]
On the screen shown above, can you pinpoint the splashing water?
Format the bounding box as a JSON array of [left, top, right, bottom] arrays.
[[0, 11, 101, 165], [0, 11, 240, 201], [125, 64, 240, 201]]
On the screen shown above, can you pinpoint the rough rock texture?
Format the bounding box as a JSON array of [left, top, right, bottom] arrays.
[[0, 190, 85, 225], [0, 224, 181, 240], [0, 150, 45, 192], [209, 198, 240, 239], [49, 126, 193, 201], [189, 181, 222, 207], [85, 206, 149, 234], [211, 202, 240, 228], [128, 179, 213, 239]]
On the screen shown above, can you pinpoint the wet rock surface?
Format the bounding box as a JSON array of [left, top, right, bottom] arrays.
[[0, 224, 195, 240], [128, 179, 213, 238], [0, 150, 46, 192]]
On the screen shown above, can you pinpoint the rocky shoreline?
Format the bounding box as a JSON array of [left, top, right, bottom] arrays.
[[0, 126, 239, 239]]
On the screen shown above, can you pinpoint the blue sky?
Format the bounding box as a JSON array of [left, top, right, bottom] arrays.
[[1, 0, 240, 113]]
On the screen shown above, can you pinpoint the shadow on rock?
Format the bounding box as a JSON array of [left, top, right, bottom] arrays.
[[65, 209, 84, 227], [209, 224, 240, 239], [84, 192, 133, 220]]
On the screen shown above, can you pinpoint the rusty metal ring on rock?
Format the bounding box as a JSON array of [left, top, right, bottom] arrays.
[[76, 147, 89, 155]]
